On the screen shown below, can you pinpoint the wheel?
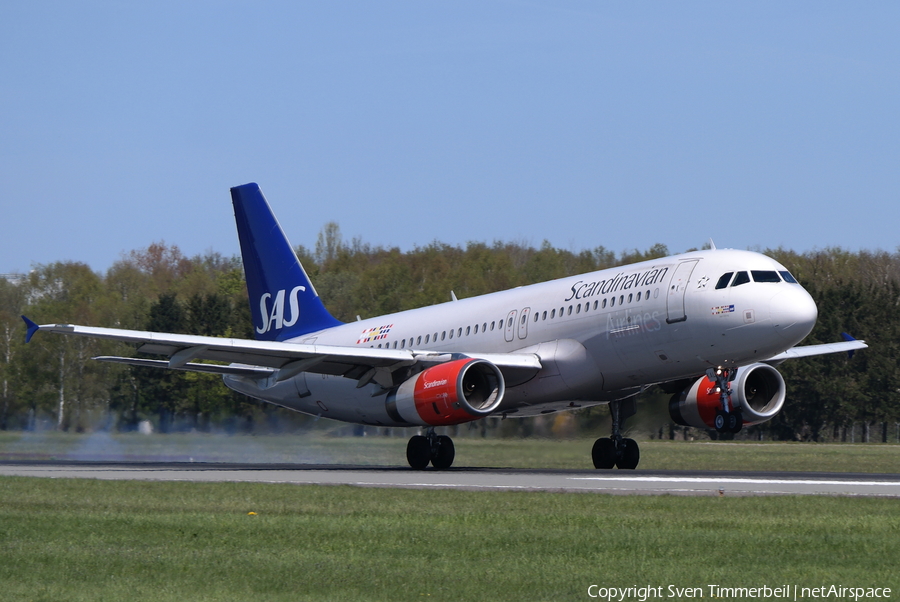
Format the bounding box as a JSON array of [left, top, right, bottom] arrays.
[[431, 435, 455, 469], [591, 437, 616, 469], [714, 411, 726, 432], [725, 412, 738, 431], [729, 412, 743, 434], [406, 435, 430, 470], [616, 438, 640, 469]]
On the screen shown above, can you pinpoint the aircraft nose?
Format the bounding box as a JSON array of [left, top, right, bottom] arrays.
[[769, 286, 818, 344]]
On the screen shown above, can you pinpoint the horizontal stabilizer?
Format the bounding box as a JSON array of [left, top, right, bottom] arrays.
[[93, 356, 276, 377]]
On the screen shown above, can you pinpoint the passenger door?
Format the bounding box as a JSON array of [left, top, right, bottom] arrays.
[[666, 260, 699, 324]]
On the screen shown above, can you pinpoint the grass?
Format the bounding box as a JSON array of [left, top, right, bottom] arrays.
[[1, 430, 899, 473], [1, 477, 898, 602]]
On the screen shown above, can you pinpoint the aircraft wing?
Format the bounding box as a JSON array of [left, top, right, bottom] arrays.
[[763, 337, 868, 365], [23, 318, 542, 388]]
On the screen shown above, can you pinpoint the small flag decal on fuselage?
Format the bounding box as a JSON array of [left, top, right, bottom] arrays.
[[357, 324, 393, 344], [711, 305, 735, 315]]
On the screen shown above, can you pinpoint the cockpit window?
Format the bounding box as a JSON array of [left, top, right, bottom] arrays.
[[731, 271, 751, 287], [715, 272, 734, 290], [751, 270, 781, 283], [779, 270, 798, 284]]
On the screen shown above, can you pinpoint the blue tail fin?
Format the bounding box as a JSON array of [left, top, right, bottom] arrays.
[[231, 183, 343, 341]]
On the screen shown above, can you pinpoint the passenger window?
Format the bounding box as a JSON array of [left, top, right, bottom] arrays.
[[458, 328, 462, 337], [610, 297, 616, 307], [534, 313, 538, 322], [551, 309, 556, 318], [602, 299, 607, 308], [619, 295, 624, 305], [441, 331, 446, 340], [417, 336, 421, 345], [751, 270, 781, 283], [425, 334, 430, 344], [636, 292, 641, 302], [715, 272, 734, 289], [466, 326, 471, 336], [449, 329, 454, 339], [400, 339, 405, 348], [627, 294, 632, 303], [576, 304, 581, 314], [483, 323, 487, 331], [732, 271, 750, 287], [542, 311, 547, 320], [567, 306, 573, 315], [593, 301, 598, 310], [433, 332, 438, 341]]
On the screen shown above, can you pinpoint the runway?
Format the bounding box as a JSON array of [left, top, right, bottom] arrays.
[[2, 461, 900, 497]]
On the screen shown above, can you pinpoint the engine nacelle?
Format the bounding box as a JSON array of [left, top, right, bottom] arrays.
[[385, 358, 505, 426], [668, 363, 786, 430]]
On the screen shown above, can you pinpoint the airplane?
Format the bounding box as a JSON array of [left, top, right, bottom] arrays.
[[23, 183, 867, 470]]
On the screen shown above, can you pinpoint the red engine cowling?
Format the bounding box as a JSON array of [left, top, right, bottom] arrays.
[[668, 363, 786, 430], [385, 359, 505, 426]]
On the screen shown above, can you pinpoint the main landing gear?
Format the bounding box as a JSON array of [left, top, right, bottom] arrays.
[[708, 367, 743, 435], [407, 427, 455, 470], [592, 398, 640, 469]]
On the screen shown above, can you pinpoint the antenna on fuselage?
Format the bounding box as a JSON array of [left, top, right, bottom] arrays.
[[707, 238, 717, 250]]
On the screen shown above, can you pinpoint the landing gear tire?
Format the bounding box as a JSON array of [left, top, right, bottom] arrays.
[[594, 398, 641, 469], [592, 437, 617, 469], [714, 411, 726, 432], [431, 435, 455, 469], [616, 438, 640, 470], [729, 412, 743, 434], [407, 430, 456, 470], [406, 435, 431, 470]]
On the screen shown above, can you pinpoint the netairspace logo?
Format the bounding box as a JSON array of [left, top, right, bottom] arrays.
[[586, 584, 892, 601]]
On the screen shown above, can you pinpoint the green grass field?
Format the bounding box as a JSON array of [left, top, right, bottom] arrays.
[[1, 476, 898, 602], [1, 430, 899, 473]]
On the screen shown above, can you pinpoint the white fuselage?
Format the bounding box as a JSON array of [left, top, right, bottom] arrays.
[[224, 248, 818, 426]]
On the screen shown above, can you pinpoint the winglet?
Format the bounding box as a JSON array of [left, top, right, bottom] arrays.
[[21, 316, 40, 343], [841, 332, 858, 359]]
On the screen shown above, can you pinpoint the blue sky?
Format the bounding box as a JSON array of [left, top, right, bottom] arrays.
[[2, 2, 898, 275]]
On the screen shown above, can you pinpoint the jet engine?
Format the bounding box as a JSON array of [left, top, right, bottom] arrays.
[[385, 358, 505, 426], [668, 363, 786, 430]]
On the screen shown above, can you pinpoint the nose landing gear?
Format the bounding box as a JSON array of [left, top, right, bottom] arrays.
[[592, 398, 640, 469], [708, 367, 743, 434]]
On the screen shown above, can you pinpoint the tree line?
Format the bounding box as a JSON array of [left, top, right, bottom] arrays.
[[1, 225, 898, 441]]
